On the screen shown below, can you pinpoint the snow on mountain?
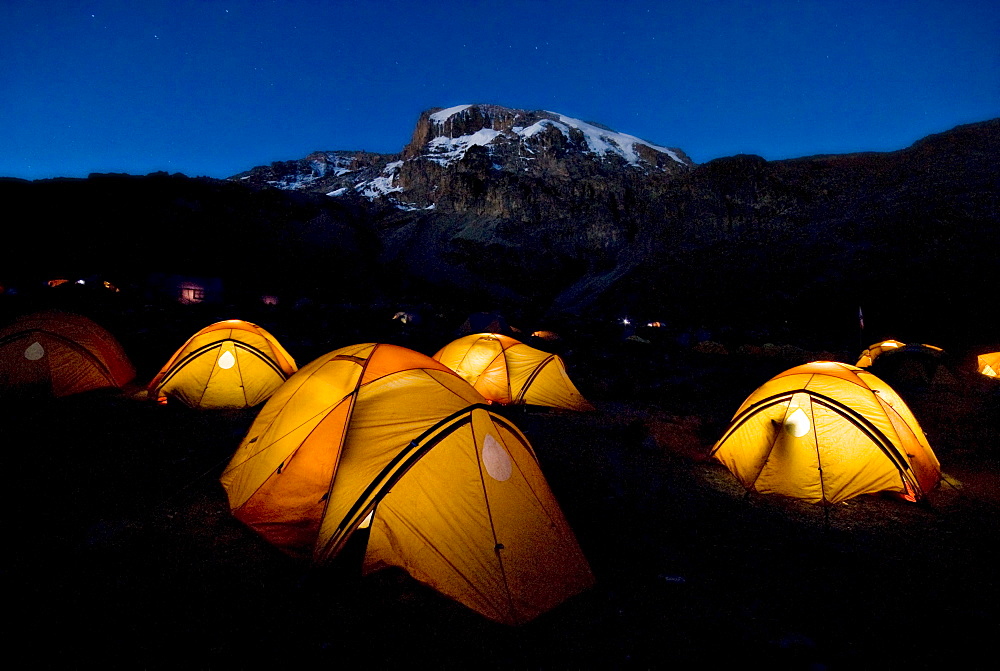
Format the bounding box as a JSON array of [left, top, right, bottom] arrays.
[[417, 104, 689, 169], [549, 113, 687, 166]]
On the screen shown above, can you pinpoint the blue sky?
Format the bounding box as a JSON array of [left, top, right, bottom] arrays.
[[2, 0, 997, 180]]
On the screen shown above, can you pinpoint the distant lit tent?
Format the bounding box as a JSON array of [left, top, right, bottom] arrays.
[[149, 319, 297, 410], [531, 330, 561, 342], [710, 361, 940, 505], [978, 352, 1000, 378], [858, 340, 952, 386], [433, 333, 594, 411], [855, 339, 907, 367], [220, 343, 593, 625], [0, 310, 135, 399]]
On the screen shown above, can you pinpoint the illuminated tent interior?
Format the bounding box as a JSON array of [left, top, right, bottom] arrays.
[[148, 319, 297, 410], [710, 361, 941, 505], [433, 333, 594, 411], [220, 343, 594, 625], [977, 352, 1000, 378], [0, 310, 136, 399]]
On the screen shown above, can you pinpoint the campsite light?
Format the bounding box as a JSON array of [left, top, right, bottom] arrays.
[[76, 279, 85, 285], [622, 318, 630, 326]]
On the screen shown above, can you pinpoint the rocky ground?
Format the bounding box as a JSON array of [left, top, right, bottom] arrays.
[[4, 307, 999, 669]]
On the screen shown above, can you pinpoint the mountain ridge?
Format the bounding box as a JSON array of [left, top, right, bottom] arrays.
[[2, 111, 997, 348]]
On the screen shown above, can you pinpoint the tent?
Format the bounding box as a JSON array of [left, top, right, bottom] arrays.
[[433, 333, 594, 411], [858, 340, 952, 386], [148, 319, 297, 410], [855, 339, 907, 367], [220, 343, 593, 625], [977, 352, 1000, 378], [710, 361, 940, 505], [0, 310, 135, 399], [856, 340, 944, 368]]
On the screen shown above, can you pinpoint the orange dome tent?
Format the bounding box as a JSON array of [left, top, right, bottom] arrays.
[[0, 311, 135, 399], [433, 333, 593, 411], [149, 319, 297, 410], [220, 343, 593, 625], [977, 352, 1000, 378], [710, 361, 940, 505]]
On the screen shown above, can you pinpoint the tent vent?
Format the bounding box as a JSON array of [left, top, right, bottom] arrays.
[[24, 341, 45, 360], [218, 350, 236, 369], [483, 434, 512, 481], [784, 407, 811, 438]]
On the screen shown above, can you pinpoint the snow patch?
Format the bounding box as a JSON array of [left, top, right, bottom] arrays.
[[549, 113, 687, 166], [354, 161, 404, 200], [430, 104, 473, 123]]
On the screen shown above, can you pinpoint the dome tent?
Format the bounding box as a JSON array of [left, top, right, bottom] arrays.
[[710, 361, 940, 505], [220, 343, 593, 625], [977, 352, 1000, 378], [855, 339, 907, 368], [0, 310, 135, 399], [433, 333, 594, 411], [148, 319, 297, 410], [857, 339, 954, 383]]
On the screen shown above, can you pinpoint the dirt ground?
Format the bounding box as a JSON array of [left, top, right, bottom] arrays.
[[4, 311, 1000, 670]]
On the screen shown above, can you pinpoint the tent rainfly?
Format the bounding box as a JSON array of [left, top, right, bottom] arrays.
[[148, 319, 297, 410], [710, 361, 940, 505], [433, 333, 594, 411], [220, 343, 594, 625], [0, 310, 135, 399]]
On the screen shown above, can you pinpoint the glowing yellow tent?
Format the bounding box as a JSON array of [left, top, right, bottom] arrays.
[[855, 339, 906, 367], [710, 361, 940, 505], [220, 343, 593, 625], [149, 319, 297, 409], [432, 333, 594, 411], [977, 352, 1000, 378], [0, 311, 135, 399], [856, 340, 944, 368]]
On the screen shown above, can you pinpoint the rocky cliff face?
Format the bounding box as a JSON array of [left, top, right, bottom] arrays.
[[228, 104, 698, 306], [231, 103, 694, 209]]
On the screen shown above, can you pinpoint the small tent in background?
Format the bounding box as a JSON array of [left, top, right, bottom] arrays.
[[977, 352, 1000, 378], [221, 343, 593, 625], [858, 340, 952, 386], [0, 310, 135, 399], [855, 339, 907, 367], [148, 319, 297, 410], [433, 333, 594, 411], [710, 361, 940, 505]]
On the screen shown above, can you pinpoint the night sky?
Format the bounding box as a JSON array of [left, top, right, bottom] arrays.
[[3, 0, 997, 180]]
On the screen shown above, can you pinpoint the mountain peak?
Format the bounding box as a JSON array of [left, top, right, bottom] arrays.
[[405, 103, 692, 170], [229, 103, 695, 211]]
